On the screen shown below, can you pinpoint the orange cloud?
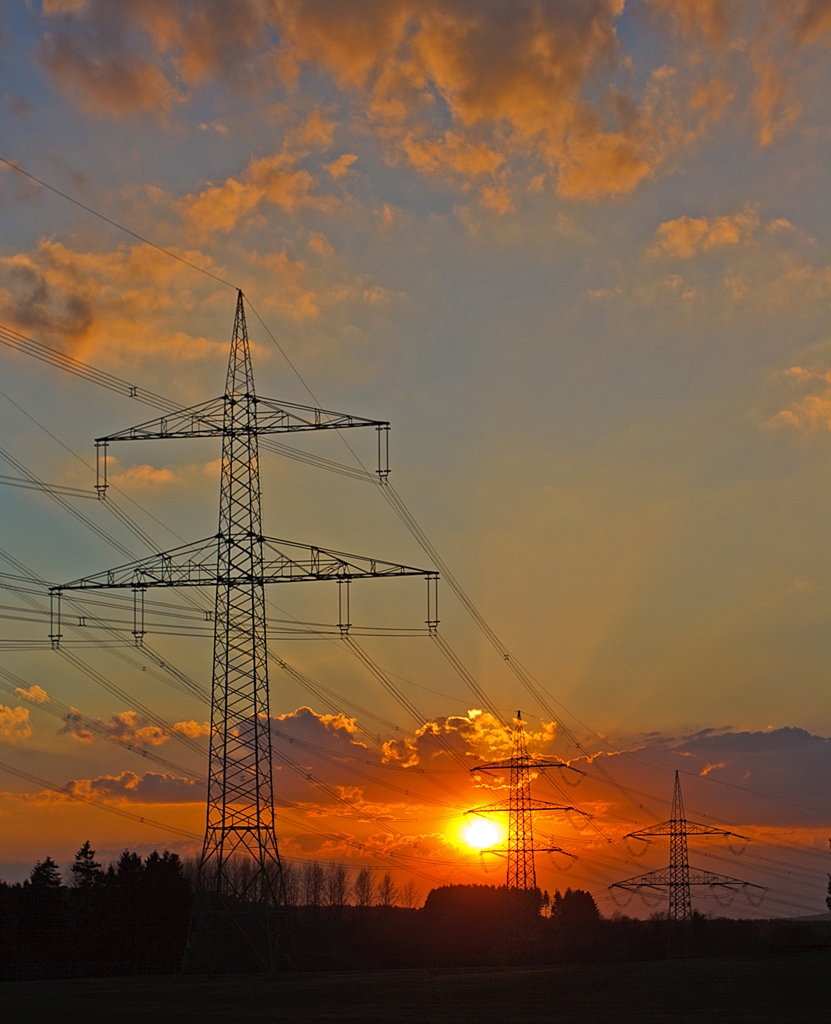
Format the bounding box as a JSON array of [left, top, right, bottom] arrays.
[[324, 153, 359, 179], [108, 464, 179, 488], [771, 366, 831, 433], [66, 770, 204, 804], [556, 131, 654, 201], [0, 237, 228, 362], [382, 710, 557, 771], [650, 207, 760, 259], [172, 720, 210, 738], [31, 0, 831, 211], [180, 107, 339, 236], [14, 684, 49, 704], [276, 2, 665, 201], [0, 705, 32, 743], [27, 1, 696, 203], [62, 709, 169, 747]]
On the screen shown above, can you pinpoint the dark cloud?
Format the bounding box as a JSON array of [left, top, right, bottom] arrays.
[[585, 726, 831, 829], [67, 769, 204, 804], [4, 95, 36, 120], [0, 252, 93, 342]]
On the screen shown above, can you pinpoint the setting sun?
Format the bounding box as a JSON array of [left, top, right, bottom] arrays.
[[464, 818, 501, 850]]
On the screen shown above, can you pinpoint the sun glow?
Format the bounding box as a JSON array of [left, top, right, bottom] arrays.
[[464, 817, 501, 850]]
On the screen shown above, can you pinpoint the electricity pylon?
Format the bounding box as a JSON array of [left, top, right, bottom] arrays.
[[50, 291, 436, 972], [466, 712, 580, 959], [610, 771, 765, 957]]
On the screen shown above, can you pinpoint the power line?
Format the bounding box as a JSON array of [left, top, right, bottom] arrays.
[[1, 156, 822, 910], [0, 157, 238, 291]]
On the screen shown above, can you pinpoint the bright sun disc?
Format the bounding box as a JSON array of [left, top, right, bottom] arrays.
[[464, 818, 500, 849]]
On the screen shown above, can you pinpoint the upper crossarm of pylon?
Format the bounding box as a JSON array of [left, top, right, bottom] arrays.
[[472, 755, 577, 774], [95, 395, 389, 444]]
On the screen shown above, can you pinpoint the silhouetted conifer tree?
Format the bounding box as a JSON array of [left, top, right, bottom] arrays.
[[70, 841, 104, 889], [29, 856, 62, 889]]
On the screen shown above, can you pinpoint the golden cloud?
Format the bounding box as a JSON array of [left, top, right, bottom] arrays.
[[771, 366, 831, 431], [751, 54, 803, 147], [649, 206, 760, 259], [0, 237, 227, 362], [61, 709, 169, 747], [0, 705, 32, 744], [172, 719, 210, 738], [14, 684, 49, 704], [33, 0, 774, 206], [107, 464, 179, 488], [324, 153, 359, 179]]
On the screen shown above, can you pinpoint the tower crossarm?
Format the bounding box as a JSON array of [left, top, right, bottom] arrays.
[[260, 537, 430, 581], [49, 536, 436, 644], [52, 537, 433, 591], [625, 820, 744, 841], [96, 396, 386, 444], [611, 867, 766, 892], [474, 756, 579, 774], [253, 396, 387, 433], [466, 800, 577, 815], [94, 396, 390, 494], [53, 537, 220, 590], [481, 841, 568, 857]]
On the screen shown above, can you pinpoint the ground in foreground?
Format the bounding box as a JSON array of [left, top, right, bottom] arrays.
[[1, 953, 828, 1023]]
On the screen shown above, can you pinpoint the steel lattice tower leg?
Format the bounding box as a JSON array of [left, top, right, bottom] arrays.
[[185, 293, 288, 972], [668, 770, 692, 957]]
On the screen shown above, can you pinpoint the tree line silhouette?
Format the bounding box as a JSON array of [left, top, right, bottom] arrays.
[[1, 843, 828, 979]]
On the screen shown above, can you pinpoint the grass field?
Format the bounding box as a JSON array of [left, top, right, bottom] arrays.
[[1, 953, 828, 1023], [1, 950, 831, 1024]]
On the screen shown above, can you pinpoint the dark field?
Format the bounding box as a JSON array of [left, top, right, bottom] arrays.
[[1, 953, 828, 1024]]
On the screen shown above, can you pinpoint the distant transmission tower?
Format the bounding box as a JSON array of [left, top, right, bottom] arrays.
[[610, 771, 765, 957], [50, 291, 436, 972], [466, 712, 579, 959]]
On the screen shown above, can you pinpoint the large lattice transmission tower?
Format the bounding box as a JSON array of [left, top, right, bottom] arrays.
[[467, 713, 577, 889], [50, 292, 435, 971], [466, 713, 580, 959], [610, 771, 764, 957]]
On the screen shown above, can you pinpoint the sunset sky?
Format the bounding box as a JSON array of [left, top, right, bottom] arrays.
[[0, 1, 830, 917]]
